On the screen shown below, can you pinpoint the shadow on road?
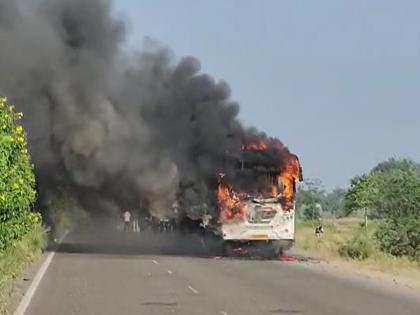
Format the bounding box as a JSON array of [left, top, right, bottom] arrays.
[[52, 221, 224, 259], [52, 221, 312, 263], [269, 309, 302, 314]]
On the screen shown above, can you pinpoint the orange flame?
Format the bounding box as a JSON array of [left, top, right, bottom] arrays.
[[271, 183, 279, 197], [217, 174, 246, 222], [279, 155, 301, 210], [217, 139, 302, 220]]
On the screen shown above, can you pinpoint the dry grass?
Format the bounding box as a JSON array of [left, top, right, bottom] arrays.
[[0, 225, 47, 313], [295, 218, 420, 288], [295, 218, 361, 260]]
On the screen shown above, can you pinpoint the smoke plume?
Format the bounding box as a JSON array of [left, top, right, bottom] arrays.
[[0, 0, 293, 219]]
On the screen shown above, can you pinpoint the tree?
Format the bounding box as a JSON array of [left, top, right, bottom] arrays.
[[295, 179, 325, 222], [345, 159, 420, 219], [344, 174, 378, 220], [345, 157, 420, 260], [372, 167, 420, 219], [301, 203, 321, 222], [372, 157, 420, 175], [323, 188, 346, 216]]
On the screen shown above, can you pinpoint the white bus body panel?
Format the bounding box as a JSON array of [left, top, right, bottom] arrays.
[[221, 201, 295, 241]]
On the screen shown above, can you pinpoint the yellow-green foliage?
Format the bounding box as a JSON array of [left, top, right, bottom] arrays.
[[0, 97, 39, 250]]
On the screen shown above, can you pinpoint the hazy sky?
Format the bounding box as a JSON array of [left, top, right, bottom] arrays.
[[114, 0, 419, 189]]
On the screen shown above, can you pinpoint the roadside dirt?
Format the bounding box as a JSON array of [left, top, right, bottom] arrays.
[[287, 250, 420, 292], [2, 253, 48, 315]]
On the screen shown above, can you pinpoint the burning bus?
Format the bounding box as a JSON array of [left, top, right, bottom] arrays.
[[214, 138, 302, 257]]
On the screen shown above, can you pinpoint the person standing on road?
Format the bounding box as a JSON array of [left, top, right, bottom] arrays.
[[132, 210, 140, 232], [123, 210, 131, 232]]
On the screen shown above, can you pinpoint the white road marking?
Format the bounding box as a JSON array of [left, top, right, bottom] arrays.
[[187, 285, 199, 294], [167, 270, 173, 275], [14, 230, 70, 315], [152, 260, 159, 265], [220, 311, 229, 315]]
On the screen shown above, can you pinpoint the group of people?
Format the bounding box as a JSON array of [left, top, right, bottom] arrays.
[[120, 210, 176, 233], [121, 210, 140, 232]]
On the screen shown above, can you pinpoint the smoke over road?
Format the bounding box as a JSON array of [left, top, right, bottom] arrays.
[[0, 0, 295, 219]]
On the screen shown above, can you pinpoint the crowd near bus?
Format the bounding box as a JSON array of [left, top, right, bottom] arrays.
[[119, 210, 177, 233]]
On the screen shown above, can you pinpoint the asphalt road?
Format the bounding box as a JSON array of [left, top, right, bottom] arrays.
[[23, 223, 420, 315]]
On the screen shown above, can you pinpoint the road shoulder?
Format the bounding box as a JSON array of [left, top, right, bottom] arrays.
[[289, 251, 420, 298], [3, 252, 49, 315]]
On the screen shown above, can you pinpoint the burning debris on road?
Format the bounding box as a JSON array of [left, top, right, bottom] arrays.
[[0, 0, 301, 227]]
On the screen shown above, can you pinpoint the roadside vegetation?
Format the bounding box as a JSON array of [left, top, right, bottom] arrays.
[[295, 157, 420, 286], [0, 225, 46, 312], [0, 97, 47, 312], [39, 191, 89, 239], [0, 97, 88, 313], [295, 219, 420, 286], [0, 98, 39, 250]]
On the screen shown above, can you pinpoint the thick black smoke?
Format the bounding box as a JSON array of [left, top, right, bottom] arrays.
[[0, 0, 291, 219]]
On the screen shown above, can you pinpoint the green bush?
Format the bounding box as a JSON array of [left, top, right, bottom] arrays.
[[375, 217, 420, 261], [338, 233, 373, 260], [41, 191, 89, 238], [0, 97, 37, 250], [301, 205, 321, 222]]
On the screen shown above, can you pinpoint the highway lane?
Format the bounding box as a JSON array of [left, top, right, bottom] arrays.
[[23, 224, 420, 315]]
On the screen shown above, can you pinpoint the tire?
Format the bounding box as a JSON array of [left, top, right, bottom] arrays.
[[222, 241, 235, 257], [259, 246, 279, 259], [272, 240, 294, 256]]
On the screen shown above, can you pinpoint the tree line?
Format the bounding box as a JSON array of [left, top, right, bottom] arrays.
[[296, 157, 420, 261]]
